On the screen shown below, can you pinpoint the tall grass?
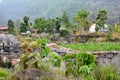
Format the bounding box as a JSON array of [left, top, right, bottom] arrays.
[[86, 66, 120, 80], [61, 42, 120, 51]]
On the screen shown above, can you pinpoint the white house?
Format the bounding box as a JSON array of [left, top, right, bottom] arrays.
[[89, 24, 108, 33]]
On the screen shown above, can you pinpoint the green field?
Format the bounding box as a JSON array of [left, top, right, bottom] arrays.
[[61, 42, 120, 51]]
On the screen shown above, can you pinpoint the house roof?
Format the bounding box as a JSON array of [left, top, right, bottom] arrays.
[[0, 26, 8, 30]]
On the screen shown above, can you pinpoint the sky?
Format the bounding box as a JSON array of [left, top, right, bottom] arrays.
[[0, 0, 2, 3]]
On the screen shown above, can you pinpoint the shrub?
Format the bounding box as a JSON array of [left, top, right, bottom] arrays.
[[37, 29, 42, 33], [60, 29, 70, 37]]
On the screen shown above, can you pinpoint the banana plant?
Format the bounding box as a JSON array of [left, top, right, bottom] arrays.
[[63, 52, 96, 77]]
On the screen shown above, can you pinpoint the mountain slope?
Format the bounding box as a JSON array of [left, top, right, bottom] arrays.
[[0, 0, 120, 25]]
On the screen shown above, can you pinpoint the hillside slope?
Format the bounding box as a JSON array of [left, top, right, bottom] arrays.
[[0, 0, 120, 25]]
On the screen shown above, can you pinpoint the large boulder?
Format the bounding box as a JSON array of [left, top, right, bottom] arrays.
[[0, 34, 22, 68], [0, 34, 21, 52]]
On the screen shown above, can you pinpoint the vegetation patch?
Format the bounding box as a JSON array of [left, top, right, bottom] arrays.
[[61, 42, 120, 51]]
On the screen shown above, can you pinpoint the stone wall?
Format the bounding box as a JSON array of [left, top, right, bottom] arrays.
[[92, 51, 120, 69]]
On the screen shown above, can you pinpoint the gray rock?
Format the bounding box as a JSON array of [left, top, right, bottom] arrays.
[[111, 54, 120, 69], [100, 54, 106, 58], [96, 58, 111, 66], [106, 53, 114, 59], [0, 34, 21, 52]]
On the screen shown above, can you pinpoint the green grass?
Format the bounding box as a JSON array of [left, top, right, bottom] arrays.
[[0, 68, 13, 80], [61, 42, 120, 51]]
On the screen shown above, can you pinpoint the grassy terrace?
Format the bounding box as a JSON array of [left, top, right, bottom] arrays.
[[61, 42, 120, 51]]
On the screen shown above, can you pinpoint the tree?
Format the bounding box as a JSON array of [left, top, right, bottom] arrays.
[[23, 16, 30, 30], [19, 16, 30, 33], [55, 17, 61, 33], [34, 18, 46, 33], [62, 11, 70, 27], [20, 23, 27, 32], [95, 9, 108, 31], [74, 9, 90, 31], [24, 16, 29, 26], [45, 19, 55, 34], [33, 17, 62, 34], [8, 20, 14, 31]]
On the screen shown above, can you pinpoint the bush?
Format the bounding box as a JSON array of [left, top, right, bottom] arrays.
[[37, 29, 42, 33], [60, 29, 70, 37]]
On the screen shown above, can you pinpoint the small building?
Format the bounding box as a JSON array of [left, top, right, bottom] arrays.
[[0, 26, 8, 31], [89, 24, 108, 33]]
